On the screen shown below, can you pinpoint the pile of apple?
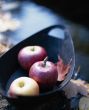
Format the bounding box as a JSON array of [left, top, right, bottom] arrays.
[[8, 46, 58, 97]]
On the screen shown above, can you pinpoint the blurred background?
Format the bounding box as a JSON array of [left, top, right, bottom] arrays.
[[0, 0, 89, 82]]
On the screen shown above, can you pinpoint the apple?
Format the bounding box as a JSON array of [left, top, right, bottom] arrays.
[[18, 46, 47, 70], [8, 77, 39, 97], [29, 57, 58, 88]]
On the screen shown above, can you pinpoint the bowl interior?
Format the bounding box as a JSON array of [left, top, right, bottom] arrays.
[[0, 25, 75, 98]]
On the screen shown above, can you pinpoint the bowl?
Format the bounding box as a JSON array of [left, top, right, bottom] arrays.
[[0, 25, 75, 108]]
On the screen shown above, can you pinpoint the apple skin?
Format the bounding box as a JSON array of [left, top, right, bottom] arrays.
[[18, 46, 47, 70], [29, 61, 58, 88], [8, 77, 39, 97]]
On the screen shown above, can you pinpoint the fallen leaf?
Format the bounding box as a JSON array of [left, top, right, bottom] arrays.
[[0, 43, 9, 56], [63, 79, 89, 99], [79, 96, 89, 110]]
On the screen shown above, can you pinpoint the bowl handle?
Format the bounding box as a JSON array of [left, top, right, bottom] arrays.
[[44, 24, 65, 35]]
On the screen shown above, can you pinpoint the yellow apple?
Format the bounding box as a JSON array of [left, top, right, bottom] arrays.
[[8, 77, 39, 97]]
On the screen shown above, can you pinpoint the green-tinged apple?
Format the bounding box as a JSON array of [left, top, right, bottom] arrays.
[[8, 77, 39, 97], [29, 57, 58, 88], [18, 46, 47, 70]]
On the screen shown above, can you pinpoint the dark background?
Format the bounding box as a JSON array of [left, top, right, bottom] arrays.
[[33, 0, 89, 27]]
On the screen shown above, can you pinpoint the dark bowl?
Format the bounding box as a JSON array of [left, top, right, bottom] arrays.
[[0, 25, 75, 108]]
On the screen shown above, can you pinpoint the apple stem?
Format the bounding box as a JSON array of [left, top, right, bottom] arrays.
[[43, 57, 48, 67]]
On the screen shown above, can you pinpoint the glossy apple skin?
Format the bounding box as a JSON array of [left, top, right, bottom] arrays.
[[18, 46, 47, 70], [29, 61, 58, 88], [8, 77, 39, 97]]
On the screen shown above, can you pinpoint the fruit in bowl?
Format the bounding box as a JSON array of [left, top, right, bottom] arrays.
[[8, 77, 39, 97], [18, 46, 47, 70], [29, 57, 58, 88]]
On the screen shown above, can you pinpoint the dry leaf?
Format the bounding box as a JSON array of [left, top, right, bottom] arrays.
[[57, 56, 71, 81], [63, 79, 89, 99], [0, 43, 9, 56], [79, 96, 89, 110], [0, 12, 20, 32]]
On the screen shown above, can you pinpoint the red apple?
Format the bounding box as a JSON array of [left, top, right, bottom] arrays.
[[8, 77, 39, 97], [29, 57, 58, 88], [18, 46, 47, 70]]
